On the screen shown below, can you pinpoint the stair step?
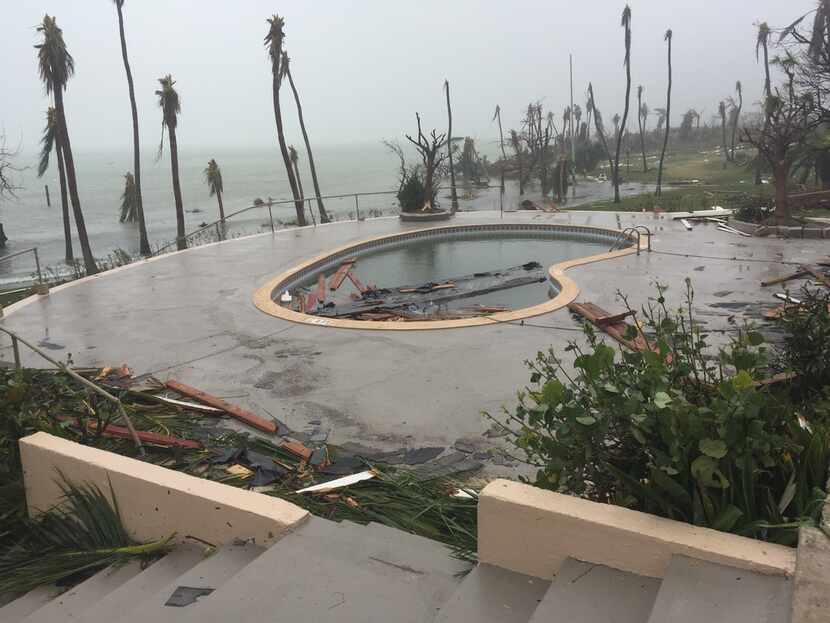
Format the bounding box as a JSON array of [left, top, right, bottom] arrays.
[[19, 561, 144, 623], [117, 541, 265, 623], [646, 556, 792, 623], [74, 545, 206, 623], [435, 564, 550, 623], [0, 586, 65, 623], [529, 558, 661, 623], [177, 516, 463, 622]]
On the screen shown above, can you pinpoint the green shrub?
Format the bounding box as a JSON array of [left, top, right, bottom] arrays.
[[488, 281, 828, 545], [397, 169, 437, 213]]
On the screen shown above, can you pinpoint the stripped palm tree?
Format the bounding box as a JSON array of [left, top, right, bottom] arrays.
[[36, 15, 97, 274], [120, 172, 138, 223], [636, 85, 647, 172], [656, 29, 673, 198], [155, 75, 186, 250], [587, 83, 615, 181], [288, 146, 312, 225], [613, 5, 633, 203], [493, 106, 507, 207], [265, 15, 306, 227], [37, 108, 73, 263], [718, 100, 728, 168], [755, 23, 772, 185], [444, 79, 459, 213], [730, 81, 743, 161], [203, 159, 225, 222], [112, 0, 150, 255], [282, 52, 328, 223]]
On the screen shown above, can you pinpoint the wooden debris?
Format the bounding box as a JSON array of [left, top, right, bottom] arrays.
[[347, 271, 370, 294], [226, 464, 254, 477], [316, 274, 327, 303], [165, 379, 278, 434], [717, 224, 751, 237], [680, 219, 693, 231], [280, 439, 313, 462], [149, 395, 224, 414], [328, 258, 356, 291], [801, 265, 830, 289], [66, 417, 202, 449], [761, 270, 809, 287], [569, 301, 664, 358]]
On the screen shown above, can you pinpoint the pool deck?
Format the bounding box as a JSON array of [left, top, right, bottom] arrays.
[[2, 210, 826, 473]]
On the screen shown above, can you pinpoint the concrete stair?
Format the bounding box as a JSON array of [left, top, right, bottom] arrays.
[[0, 520, 794, 623]]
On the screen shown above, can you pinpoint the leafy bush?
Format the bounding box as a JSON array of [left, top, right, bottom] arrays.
[[488, 281, 828, 545], [776, 288, 830, 398], [397, 168, 436, 213]]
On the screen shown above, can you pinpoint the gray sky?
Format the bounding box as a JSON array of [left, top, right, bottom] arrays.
[[0, 0, 813, 153]]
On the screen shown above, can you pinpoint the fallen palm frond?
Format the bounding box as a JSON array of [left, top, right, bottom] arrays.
[[0, 478, 173, 596]]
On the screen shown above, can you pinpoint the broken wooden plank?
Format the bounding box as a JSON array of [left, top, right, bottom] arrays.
[[280, 439, 313, 462], [761, 270, 809, 287], [569, 301, 665, 359], [305, 292, 318, 310], [328, 258, 356, 291], [61, 417, 202, 449], [595, 310, 638, 326], [316, 274, 327, 303], [165, 379, 277, 434], [347, 271, 369, 293]]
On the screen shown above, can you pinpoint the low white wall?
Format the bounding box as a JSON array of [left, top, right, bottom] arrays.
[[478, 479, 795, 580], [20, 432, 309, 546]]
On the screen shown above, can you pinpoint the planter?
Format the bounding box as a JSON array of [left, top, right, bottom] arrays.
[[399, 210, 453, 223]]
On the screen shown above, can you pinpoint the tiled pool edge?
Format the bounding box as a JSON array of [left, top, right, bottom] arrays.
[[252, 222, 643, 331]]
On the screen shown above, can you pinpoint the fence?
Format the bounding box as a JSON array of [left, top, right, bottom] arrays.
[[152, 185, 503, 257], [0, 247, 44, 285]]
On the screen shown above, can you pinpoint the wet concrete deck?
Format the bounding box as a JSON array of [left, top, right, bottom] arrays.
[[2, 210, 826, 473]]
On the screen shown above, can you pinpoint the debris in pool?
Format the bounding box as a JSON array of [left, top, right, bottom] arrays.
[[280, 290, 292, 304]]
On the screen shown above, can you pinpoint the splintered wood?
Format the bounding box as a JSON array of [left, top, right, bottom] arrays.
[[165, 379, 278, 434]]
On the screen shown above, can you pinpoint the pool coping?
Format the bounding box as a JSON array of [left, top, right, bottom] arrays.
[[252, 222, 644, 331]]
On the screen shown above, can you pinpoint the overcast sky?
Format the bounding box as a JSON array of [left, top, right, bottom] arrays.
[[0, 0, 813, 154]]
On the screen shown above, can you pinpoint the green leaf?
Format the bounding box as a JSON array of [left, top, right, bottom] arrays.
[[602, 382, 620, 394], [732, 370, 754, 390], [691, 455, 729, 489], [699, 438, 728, 459], [541, 380, 566, 405], [575, 416, 597, 426], [653, 392, 672, 409], [746, 331, 765, 346], [712, 505, 743, 531]]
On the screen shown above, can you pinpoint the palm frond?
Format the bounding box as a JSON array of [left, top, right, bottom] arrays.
[[35, 15, 74, 94], [37, 108, 58, 178], [203, 159, 223, 197]]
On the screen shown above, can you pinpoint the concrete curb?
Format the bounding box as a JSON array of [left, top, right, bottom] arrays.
[[478, 479, 796, 580], [19, 432, 309, 546]]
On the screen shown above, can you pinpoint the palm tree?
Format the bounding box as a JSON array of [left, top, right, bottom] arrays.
[[755, 23, 772, 185], [282, 52, 328, 224], [120, 172, 138, 223], [113, 0, 149, 255], [288, 146, 307, 214], [718, 100, 728, 167], [36, 15, 97, 275], [656, 29, 673, 198], [203, 159, 225, 222], [444, 79, 459, 213], [37, 108, 73, 263], [155, 75, 186, 250], [265, 15, 306, 227], [636, 85, 647, 172], [493, 105, 507, 207], [587, 83, 615, 180], [730, 81, 743, 161], [613, 5, 633, 203]]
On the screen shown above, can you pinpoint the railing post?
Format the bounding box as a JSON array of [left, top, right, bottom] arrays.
[[12, 335, 21, 371], [268, 201, 275, 233], [354, 194, 360, 221], [33, 248, 43, 284]]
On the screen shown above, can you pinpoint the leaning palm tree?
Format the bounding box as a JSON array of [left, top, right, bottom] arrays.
[[754, 23, 772, 185], [36, 15, 97, 274], [120, 172, 138, 223], [37, 107, 73, 263], [203, 159, 225, 222], [282, 52, 328, 224], [112, 0, 149, 255], [613, 5, 633, 203], [636, 85, 647, 172], [265, 15, 306, 227], [444, 79, 459, 213], [288, 146, 307, 214], [718, 100, 728, 168], [656, 29, 673, 198], [155, 75, 186, 250], [730, 81, 743, 161]]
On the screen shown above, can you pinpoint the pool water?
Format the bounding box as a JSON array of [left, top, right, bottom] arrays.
[[297, 235, 610, 312]]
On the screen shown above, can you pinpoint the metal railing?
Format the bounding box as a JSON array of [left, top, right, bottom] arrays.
[[151, 185, 503, 257], [0, 325, 145, 455], [0, 247, 44, 285], [610, 226, 653, 255]]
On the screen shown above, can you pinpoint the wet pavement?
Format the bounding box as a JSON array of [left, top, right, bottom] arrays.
[[2, 210, 826, 477]]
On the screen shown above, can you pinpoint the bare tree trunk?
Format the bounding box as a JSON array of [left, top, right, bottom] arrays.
[[0, 224, 6, 247], [656, 35, 672, 198], [755, 43, 772, 185], [54, 87, 97, 275], [614, 52, 633, 203], [774, 162, 790, 225], [445, 80, 458, 213], [55, 138, 74, 263], [167, 127, 186, 250], [216, 189, 225, 222], [116, 2, 150, 256], [730, 95, 742, 161], [286, 66, 328, 223], [272, 74, 306, 226], [637, 92, 647, 172]]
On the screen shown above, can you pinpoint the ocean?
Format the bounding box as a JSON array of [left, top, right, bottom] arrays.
[[0, 141, 649, 286]]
